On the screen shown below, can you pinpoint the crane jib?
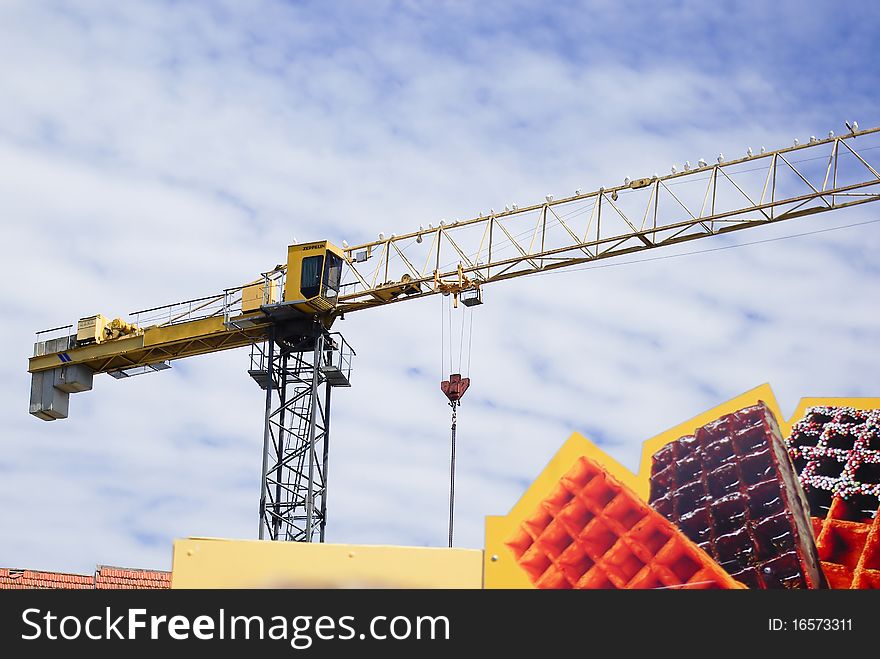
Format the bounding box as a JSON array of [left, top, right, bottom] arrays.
[[29, 125, 880, 419]]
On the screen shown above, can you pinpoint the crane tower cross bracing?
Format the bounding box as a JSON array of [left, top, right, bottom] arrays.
[[27, 125, 880, 542]]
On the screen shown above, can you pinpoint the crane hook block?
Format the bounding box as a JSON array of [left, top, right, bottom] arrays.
[[441, 374, 470, 403]]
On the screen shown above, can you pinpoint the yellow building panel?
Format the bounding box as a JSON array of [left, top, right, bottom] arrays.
[[484, 383, 880, 588], [172, 538, 484, 589]]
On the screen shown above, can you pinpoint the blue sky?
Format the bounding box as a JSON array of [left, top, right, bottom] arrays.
[[1, 0, 880, 573]]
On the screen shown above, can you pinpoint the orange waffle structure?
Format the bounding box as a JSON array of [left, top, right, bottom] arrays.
[[811, 499, 880, 589], [505, 455, 744, 589]]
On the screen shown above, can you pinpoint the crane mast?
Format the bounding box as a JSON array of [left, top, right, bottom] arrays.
[[27, 125, 880, 542]]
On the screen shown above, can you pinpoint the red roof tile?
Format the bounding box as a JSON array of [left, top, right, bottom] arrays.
[[0, 566, 171, 590], [0, 568, 93, 589], [95, 565, 171, 590]]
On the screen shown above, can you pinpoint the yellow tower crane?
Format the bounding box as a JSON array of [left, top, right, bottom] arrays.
[[28, 125, 880, 543]]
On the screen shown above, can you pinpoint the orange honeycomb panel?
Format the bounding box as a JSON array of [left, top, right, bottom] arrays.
[[505, 455, 744, 589], [811, 498, 880, 589]]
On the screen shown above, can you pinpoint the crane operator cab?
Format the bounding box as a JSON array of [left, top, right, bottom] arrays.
[[283, 241, 345, 315]]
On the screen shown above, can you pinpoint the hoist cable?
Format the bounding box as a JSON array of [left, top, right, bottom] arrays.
[[448, 402, 457, 548], [448, 296, 453, 374], [467, 307, 474, 375], [458, 305, 466, 373], [440, 295, 445, 380]]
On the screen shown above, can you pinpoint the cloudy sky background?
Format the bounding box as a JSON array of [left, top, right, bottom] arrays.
[[2, 0, 880, 573]]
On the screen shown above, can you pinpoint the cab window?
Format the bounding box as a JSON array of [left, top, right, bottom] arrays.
[[300, 254, 323, 299], [323, 254, 342, 299]]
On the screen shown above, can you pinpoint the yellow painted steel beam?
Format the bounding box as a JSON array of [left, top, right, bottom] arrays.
[[28, 313, 272, 375], [344, 126, 880, 256], [171, 538, 484, 588], [335, 125, 880, 313]]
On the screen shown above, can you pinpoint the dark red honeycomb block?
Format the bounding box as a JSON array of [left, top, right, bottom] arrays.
[[649, 402, 825, 588]]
